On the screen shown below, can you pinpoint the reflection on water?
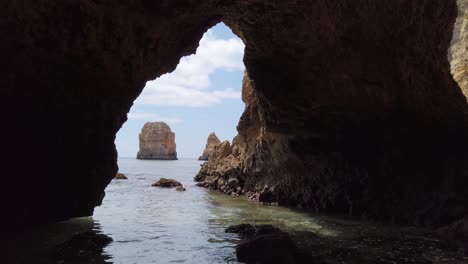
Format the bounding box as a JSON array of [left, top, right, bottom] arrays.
[[5, 158, 360, 264]]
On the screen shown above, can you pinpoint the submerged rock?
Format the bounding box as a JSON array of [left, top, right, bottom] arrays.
[[225, 224, 279, 238], [175, 186, 186, 192], [137, 122, 177, 160], [114, 172, 128, 180], [226, 224, 311, 264], [198, 132, 221, 160], [151, 178, 182, 188], [236, 232, 301, 264], [54, 231, 113, 262]]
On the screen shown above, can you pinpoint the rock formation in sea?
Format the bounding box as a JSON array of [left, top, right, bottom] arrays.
[[2, 0, 468, 235], [198, 132, 221, 160], [137, 122, 177, 160], [175, 186, 186, 192], [151, 178, 182, 188], [114, 173, 128, 180]]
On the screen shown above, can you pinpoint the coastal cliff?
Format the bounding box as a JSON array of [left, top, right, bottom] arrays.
[[137, 122, 177, 160], [198, 132, 221, 160]]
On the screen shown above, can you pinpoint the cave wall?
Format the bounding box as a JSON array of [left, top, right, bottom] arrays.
[[1, 0, 467, 227], [450, 0, 468, 96]]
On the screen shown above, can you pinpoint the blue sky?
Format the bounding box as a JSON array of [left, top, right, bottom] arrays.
[[116, 23, 245, 158]]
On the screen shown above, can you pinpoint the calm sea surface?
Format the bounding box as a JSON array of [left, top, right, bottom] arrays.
[[7, 158, 351, 264]]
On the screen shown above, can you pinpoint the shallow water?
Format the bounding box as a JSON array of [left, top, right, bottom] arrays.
[[7, 158, 466, 264], [93, 158, 339, 263]]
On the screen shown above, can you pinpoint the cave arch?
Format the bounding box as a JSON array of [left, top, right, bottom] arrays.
[[1, 0, 467, 229]]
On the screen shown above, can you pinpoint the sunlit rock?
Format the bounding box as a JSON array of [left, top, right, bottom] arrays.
[[114, 173, 128, 180], [198, 132, 221, 161], [137, 122, 177, 160], [151, 178, 182, 188], [450, 0, 468, 96]]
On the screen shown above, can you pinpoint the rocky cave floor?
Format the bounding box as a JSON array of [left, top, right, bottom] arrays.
[[287, 223, 468, 264], [225, 216, 468, 264]]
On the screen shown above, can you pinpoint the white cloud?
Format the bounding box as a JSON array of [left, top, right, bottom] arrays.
[[127, 113, 184, 124], [134, 27, 245, 107]]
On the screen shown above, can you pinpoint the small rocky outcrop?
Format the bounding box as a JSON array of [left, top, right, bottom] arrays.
[[195, 140, 245, 196], [114, 173, 127, 180], [198, 132, 221, 160], [137, 122, 177, 160], [175, 186, 186, 192], [151, 178, 182, 188], [225, 224, 308, 263]]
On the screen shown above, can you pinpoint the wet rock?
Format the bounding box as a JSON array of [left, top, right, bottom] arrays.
[[236, 232, 295, 264], [225, 224, 280, 238], [198, 132, 221, 160], [114, 172, 128, 180], [53, 231, 112, 262], [137, 122, 177, 160], [175, 186, 186, 192], [151, 178, 182, 188], [437, 217, 468, 250]]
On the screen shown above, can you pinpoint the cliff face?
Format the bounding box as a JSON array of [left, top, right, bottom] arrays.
[[137, 122, 177, 160], [451, 0, 468, 95], [1, 0, 468, 228], [198, 132, 221, 160]]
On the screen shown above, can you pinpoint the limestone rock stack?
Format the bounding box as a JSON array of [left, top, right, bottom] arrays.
[[137, 122, 177, 160], [198, 132, 221, 160]]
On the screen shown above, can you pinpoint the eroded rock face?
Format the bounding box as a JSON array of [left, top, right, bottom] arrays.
[[450, 0, 468, 95], [137, 122, 177, 160], [1, 0, 468, 228], [198, 132, 221, 160]]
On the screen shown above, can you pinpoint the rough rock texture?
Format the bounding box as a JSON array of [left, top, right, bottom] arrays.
[[451, 0, 468, 96], [1, 0, 468, 228], [137, 122, 177, 160], [114, 173, 128, 180], [198, 132, 221, 160], [151, 178, 182, 188]]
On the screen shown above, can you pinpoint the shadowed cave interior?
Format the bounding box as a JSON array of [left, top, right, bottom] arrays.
[[1, 0, 468, 263]]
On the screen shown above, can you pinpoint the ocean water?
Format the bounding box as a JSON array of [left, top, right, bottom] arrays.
[[6, 158, 338, 263], [92, 158, 337, 263]]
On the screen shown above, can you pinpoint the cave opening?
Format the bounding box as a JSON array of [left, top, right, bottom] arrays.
[[115, 22, 245, 162], [3, 0, 468, 263]]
